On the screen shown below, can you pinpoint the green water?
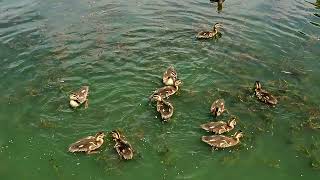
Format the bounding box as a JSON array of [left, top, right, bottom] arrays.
[[1, 0, 320, 179]]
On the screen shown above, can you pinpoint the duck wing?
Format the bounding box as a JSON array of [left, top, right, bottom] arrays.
[[115, 140, 134, 160], [68, 136, 95, 152], [157, 100, 174, 120], [200, 121, 226, 133], [201, 135, 234, 148]]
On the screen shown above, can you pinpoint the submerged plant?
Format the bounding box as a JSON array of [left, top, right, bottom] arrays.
[[39, 119, 56, 129], [220, 152, 240, 165], [263, 159, 281, 169], [295, 136, 320, 171], [311, 158, 320, 170]]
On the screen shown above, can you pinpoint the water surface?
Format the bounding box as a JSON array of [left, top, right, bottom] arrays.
[[0, 0, 320, 179]]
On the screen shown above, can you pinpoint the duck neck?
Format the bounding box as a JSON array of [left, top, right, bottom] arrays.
[[234, 136, 241, 143], [228, 123, 234, 129], [213, 27, 217, 33], [175, 85, 179, 91], [96, 137, 104, 144]]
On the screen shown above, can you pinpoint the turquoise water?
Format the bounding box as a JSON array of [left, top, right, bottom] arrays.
[[0, 0, 320, 179]]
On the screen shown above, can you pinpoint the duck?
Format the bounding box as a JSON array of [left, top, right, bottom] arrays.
[[196, 23, 223, 39], [111, 130, 134, 160], [163, 66, 178, 86], [254, 81, 278, 105], [68, 132, 105, 154], [201, 131, 243, 149], [210, 0, 225, 3], [200, 117, 236, 134], [69, 86, 89, 108], [151, 94, 174, 121], [210, 99, 226, 116], [150, 80, 182, 99], [210, 0, 225, 12]]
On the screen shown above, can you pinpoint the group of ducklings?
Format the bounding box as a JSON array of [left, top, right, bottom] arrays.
[[200, 81, 278, 150], [201, 99, 243, 149], [66, 73, 277, 157], [149, 66, 182, 121], [68, 87, 134, 159], [68, 130, 134, 160], [66, 0, 279, 156], [194, 0, 279, 149]]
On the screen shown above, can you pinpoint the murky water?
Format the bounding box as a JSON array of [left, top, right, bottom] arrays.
[[0, 0, 320, 179]]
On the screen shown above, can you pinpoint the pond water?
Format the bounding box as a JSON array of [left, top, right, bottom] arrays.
[[0, 0, 320, 179]]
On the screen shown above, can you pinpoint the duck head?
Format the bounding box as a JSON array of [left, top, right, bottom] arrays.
[[213, 23, 223, 31], [227, 117, 237, 128], [111, 130, 122, 140], [255, 81, 262, 90], [174, 79, 182, 86], [95, 132, 106, 140], [234, 131, 244, 139]]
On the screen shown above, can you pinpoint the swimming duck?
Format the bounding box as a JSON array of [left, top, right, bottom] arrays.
[[201, 131, 243, 149], [163, 66, 178, 86], [151, 94, 174, 121], [200, 117, 236, 134], [196, 23, 223, 39], [68, 132, 105, 154], [210, 0, 225, 3], [111, 130, 134, 160], [210, 99, 226, 116], [210, 0, 225, 12], [150, 80, 182, 99], [69, 86, 89, 108], [254, 81, 278, 105]]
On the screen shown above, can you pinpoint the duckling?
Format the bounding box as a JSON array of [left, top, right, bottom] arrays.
[[210, 0, 225, 3], [163, 66, 178, 86], [150, 80, 182, 99], [69, 86, 89, 108], [201, 131, 243, 149], [200, 117, 236, 134], [196, 23, 223, 39], [210, 99, 226, 116], [151, 95, 174, 121], [254, 81, 278, 105], [210, 0, 225, 12], [111, 130, 134, 160], [68, 132, 105, 154]]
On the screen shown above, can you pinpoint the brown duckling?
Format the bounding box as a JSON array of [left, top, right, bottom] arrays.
[[68, 132, 105, 154], [69, 86, 89, 108], [200, 117, 236, 134], [196, 23, 223, 39], [210, 99, 226, 116], [201, 131, 243, 149], [210, 0, 225, 10], [111, 130, 134, 160], [163, 66, 178, 86], [151, 94, 174, 121], [254, 81, 278, 105], [150, 80, 182, 99], [210, 0, 225, 3]]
